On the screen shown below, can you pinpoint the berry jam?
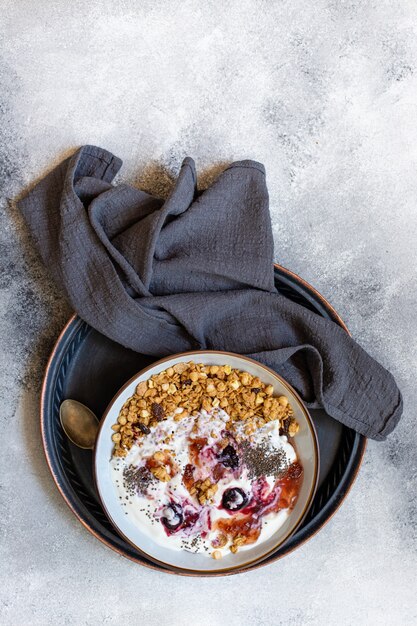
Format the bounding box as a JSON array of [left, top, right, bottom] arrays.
[[215, 515, 261, 545], [189, 437, 208, 466], [215, 462, 304, 544], [182, 463, 195, 491]]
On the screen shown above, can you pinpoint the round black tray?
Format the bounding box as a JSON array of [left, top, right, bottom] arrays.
[[41, 265, 366, 576]]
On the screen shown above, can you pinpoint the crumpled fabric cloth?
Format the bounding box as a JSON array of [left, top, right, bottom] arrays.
[[19, 145, 403, 440]]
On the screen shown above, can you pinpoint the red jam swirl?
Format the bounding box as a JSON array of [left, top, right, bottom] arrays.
[[160, 432, 303, 549], [214, 462, 304, 544], [189, 437, 208, 466]]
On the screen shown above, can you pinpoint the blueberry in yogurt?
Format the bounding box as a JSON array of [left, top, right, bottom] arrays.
[[222, 487, 248, 511], [218, 444, 239, 470], [161, 502, 183, 532]]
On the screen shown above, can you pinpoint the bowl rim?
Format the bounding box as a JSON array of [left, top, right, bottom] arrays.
[[93, 349, 320, 574]]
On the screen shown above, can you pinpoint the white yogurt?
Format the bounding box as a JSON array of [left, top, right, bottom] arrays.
[[110, 409, 299, 557]]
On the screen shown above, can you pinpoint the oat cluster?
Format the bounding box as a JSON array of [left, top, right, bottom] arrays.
[[111, 361, 298, 457]]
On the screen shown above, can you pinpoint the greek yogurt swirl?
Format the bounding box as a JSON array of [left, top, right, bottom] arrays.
[[111, 407, 303, 557]]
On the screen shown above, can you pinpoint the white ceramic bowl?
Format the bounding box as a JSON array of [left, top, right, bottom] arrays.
[[94, 351, 319, 574]]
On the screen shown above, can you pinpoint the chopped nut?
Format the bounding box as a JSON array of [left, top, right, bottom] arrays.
[[173, 362, 188, 374], [240, 372, 251, 386], [136, 381, 147, 396], [278, 395, 289, 407], [206, 485, 218, 498], [233, 535, 245, 547], [191, 477, 218, 503], [150, 466, 170, 482], [288, 419, 299, 436], [245, 424, 256, 436], [212, 550, 222, 560], [212, 534, 227, 548], [255, 393, 264, 406], [174, 409, 188, 422]]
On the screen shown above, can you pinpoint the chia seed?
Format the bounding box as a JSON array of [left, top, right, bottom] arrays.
[[123, 465, 155, 496], [241, 437, 288, 479]]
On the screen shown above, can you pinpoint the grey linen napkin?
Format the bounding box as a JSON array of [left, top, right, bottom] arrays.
[[19, 145, 402, 440]]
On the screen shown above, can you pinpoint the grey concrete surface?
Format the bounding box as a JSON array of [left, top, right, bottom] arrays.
[[1, 1, 416, 624]]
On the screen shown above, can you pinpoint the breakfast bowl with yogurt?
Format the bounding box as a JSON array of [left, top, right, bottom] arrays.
[[94, 351, 319, 574]]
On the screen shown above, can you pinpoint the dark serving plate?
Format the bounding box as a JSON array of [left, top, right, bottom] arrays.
[[41, 265, 366, 576]]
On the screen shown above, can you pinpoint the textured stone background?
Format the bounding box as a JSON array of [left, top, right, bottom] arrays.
[[1, 1, 416, 624]]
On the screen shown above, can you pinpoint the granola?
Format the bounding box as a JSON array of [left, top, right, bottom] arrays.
[[111, 361, 297, 458]]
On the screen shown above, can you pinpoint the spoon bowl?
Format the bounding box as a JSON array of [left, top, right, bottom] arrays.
[[60, 399, 99, 449]]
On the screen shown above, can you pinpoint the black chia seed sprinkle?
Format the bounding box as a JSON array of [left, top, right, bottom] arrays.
[[241, 437, 288, 479], [123, 465, 155, 496]]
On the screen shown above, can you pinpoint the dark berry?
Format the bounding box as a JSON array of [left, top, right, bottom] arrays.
[[222, 487, 248, 511], [151, 403, 165, 421], [218, 444, 239, 470], [252, 387, 261, 394], [161, 502, 183, 531]]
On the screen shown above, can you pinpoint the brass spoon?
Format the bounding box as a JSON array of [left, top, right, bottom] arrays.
[[60, 399, 99, 450]]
